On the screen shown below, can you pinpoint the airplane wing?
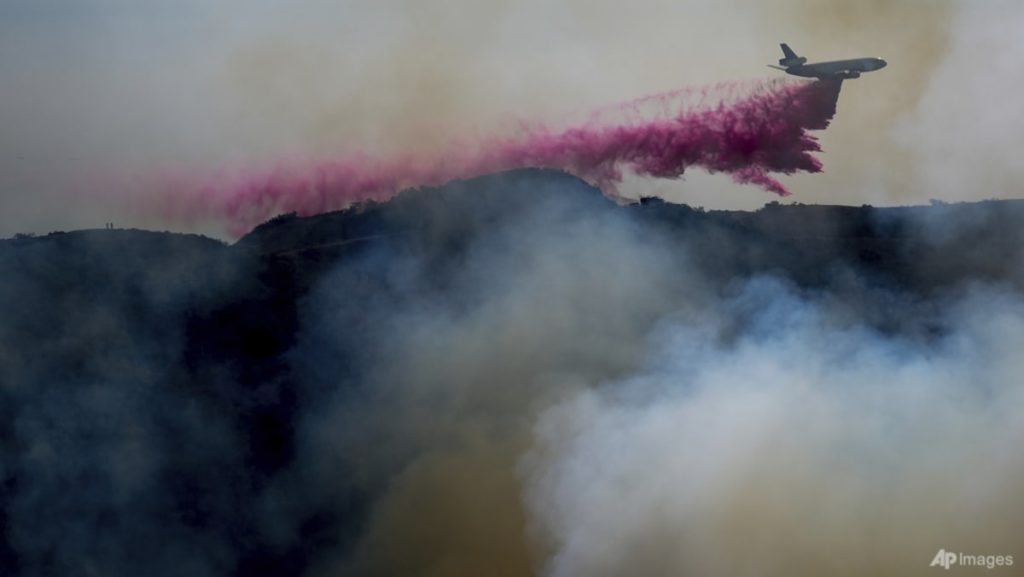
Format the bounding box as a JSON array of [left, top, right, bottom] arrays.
[[767, 65, 788, 71]]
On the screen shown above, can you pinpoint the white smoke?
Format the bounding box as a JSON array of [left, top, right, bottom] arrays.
[[522, 279, 1024, 576], [893, 0, 1024, 204], [285, 182, 1024, 576]]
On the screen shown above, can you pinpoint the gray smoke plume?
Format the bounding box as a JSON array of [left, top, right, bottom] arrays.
[[523, 280, 1024, 577], [3, 172, 1022, 576], [279, 176, 1024, 576]]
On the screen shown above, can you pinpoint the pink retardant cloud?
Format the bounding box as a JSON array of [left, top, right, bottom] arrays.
[[149, 78, 843, 237]]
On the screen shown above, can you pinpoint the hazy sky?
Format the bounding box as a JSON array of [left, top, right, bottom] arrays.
[[2, 0, 1021, 237]]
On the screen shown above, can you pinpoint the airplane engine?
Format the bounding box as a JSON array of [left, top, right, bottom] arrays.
[[779, 56, 807, 67]]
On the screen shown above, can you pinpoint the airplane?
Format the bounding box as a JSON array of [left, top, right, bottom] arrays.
[[768, 43, 886, 79]]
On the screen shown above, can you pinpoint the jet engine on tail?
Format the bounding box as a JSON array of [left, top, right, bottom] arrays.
[[778, 44, 807, 67]]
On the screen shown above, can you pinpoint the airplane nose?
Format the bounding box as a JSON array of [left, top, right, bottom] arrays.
[[876, 58, 887, 70]]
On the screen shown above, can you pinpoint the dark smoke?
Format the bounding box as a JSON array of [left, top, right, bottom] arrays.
[[3, 170, 1023, 576]]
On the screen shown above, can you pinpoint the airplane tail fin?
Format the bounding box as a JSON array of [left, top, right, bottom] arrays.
[[778, 43, 807, 67]]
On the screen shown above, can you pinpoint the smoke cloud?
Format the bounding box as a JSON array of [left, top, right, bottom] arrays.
[[0, 0, 965, 238], [150, 79, 841, 236], [3, 172, 1023, 576], [523, 281, 1024, 577], [3, 0, 1023, 575], [280, 179, 1024, 576]]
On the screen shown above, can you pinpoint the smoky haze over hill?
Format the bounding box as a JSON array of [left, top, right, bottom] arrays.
[[2, 169, 1023, 576]]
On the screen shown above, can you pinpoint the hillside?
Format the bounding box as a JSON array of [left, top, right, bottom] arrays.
[[3, 169, 1024, 576]]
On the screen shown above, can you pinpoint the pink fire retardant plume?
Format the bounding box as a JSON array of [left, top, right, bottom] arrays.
[[154, 78, 843, 236]]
